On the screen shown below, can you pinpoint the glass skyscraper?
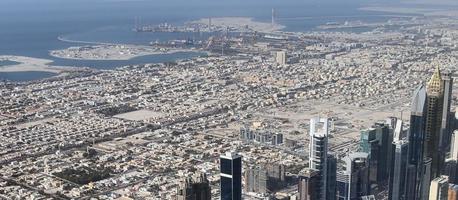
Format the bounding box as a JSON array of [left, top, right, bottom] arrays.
[[408, 84, 427, 200], [389, 119, 409, 200], [220, 152, 242, 200]]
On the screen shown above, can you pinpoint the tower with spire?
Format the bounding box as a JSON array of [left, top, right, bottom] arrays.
[[425, 66, 445, 181]]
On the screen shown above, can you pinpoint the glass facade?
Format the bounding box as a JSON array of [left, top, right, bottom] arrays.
[[221, 159, 233, 175], [221, 176, 232, 200], [220, 155, 242, 200]]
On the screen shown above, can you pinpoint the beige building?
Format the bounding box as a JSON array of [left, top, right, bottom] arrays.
[[429, 176, 449, 200], [276, 51, 286, 65]]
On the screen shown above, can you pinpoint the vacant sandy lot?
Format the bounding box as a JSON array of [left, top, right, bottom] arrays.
[[114, 110, 164, 121]]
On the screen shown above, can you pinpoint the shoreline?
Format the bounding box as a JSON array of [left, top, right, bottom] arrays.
[[192, 17, 285, 33], [0, 56, 83, 73], [50, 44, 196, 61], [359, 6, 458, 17]]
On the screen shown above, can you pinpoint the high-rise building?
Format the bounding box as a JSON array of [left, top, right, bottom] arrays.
[[408, 84, 427, 200], [338, 152, 370, 200], [177, 177, 195, 200], [425, 66, 445, 179], [359, 122, 390, 185], [336, 172, 350, 200], [420, 158, 433, 200], [449, 184, 458, 200], [327, 153, 337, 200], [361, 195, 376, 200], [220, 152, 242, 200], [176, 173, 211, 200], [266, 163, 286, 190], [389, 119, 410, 200], [244, 166, 268, 194], [440, 72, 453, 154], [276, 51, 286, 65], [445, 131, 458, 185], [452, 131, 458, 161], [298, 169, 320, 200], [309, 117, 329, 200], [429, 176, 449, 200], [360, 128, 379, 185]]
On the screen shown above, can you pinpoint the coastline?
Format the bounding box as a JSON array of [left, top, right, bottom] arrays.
[[50, 44, 196, 61], [0, 56, 81, 73], [359, 6, 458, 17], [192, 17, 285, 33]]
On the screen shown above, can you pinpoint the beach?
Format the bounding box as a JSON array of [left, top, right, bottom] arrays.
[[0, 56, 79, 73]]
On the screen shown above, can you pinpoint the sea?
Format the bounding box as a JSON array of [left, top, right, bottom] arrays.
[[0, 0, 408, 81]]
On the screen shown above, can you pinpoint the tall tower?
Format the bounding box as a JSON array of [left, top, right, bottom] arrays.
[[359, 122, 390, 185], [389, 119, 410, 200], [445, 130, 458, 185], [309, 117, 329, 200], [244, 166, 268, 194], [339, 153, 371, 200], [429, 176, 449, 200], [425, 66, 445, 179], [271, 8, 276, 26], [407, 84, 427, 200], [440, 72, 453, 156], [176, 173, 211, 200], [220, 152, 242, 200], [298, 169, 320, 200], [177, 177, 195, 200], [194, 173, 211, 200]]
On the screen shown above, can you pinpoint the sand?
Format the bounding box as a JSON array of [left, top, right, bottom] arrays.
[[50, 44, 191, 61], [114, 109, 164, 121], [0, 56, 79, 73]]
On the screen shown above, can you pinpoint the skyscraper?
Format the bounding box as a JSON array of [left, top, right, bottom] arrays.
[[407, 84, 427, 200], [220, 152, 242, 200], [327, 153, 337, 200], [244, 166, 268, 194], [425, 66, 445, 179], [194, 173, 212, 200], [309, 117, 329, 200], [445, 131, 458, 185], [338, 152, 370, 200], [389, 119, 410, 200], [336, 172, 350, 200], [176, 173, 211, 200], [359, 122, 390, 185], [276, 51, 286, 65], [266, 164, 286, 190], [429, 176, 449, 200], [298, 169, 320, 200], [177, 177, 195, 200], [449, 184, 458, 200], [440, 72, 453, 154]]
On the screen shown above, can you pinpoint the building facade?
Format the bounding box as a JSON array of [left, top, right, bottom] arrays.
[[220, 152, 242, 200], [309, 117, 330, 200]]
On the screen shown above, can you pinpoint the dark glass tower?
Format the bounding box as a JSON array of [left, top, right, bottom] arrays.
[[220, 152, 242, 200], [359, 122, 390, 185], [440, 73, 453, 160], [407, 84, 427, 200], [327, 153, 337, 200]]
